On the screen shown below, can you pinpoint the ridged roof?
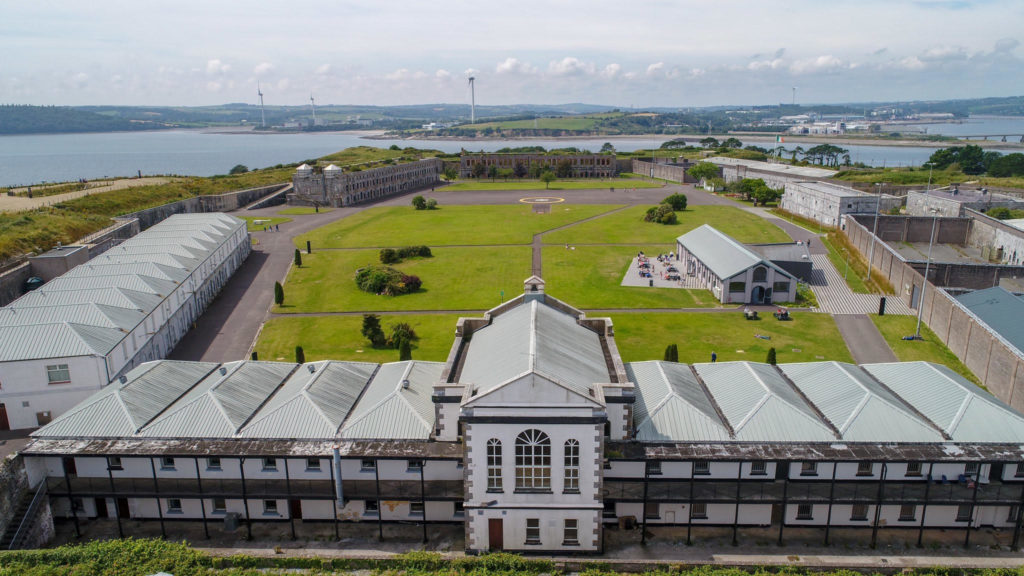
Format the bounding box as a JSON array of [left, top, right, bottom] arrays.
[[676, 225, 793, 280], [627, 361, 732, 442]]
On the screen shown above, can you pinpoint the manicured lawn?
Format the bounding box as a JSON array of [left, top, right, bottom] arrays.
[[542, 246, 719, 309], [255, 314, 461, 363], [297, 204, 621, 248], [277, 246, 532, 313], [871, 315, 982, 386], [277, 206, 333, 215], [442, 178, 662, 191], [611, 311, 853, 365], [241, 215, 292, 232], [543, 205, 792, 245]]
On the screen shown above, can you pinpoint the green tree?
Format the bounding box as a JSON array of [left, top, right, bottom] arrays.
[[471, 162, 487, 178], [487, 165, 499, 181], [294, 248, 302, 267], [295, 345, 305, 364], [443, 166, 458, 181], [699, 137, 720, 149], [411, 195, 427, 210], [687, 162, 719, 182], [660, 138, 689, 149], [664, 344, 679, 363], [600, 142, 616, 154], [399, 338, 412, 361], [229, 164, 249, 175], [766, 347, 777, 365], [662, 193, 688, 211], [426, 198, 438, 210], [498, 168, 514, 181], [722, 137, 743, 148], [361, 314, 387, 347], [513, 161, 528, 179], [388, 322, 420, 349], [540, 170, 556, 189], [555, 158, 574, 178], [274, 281, 284, 306]]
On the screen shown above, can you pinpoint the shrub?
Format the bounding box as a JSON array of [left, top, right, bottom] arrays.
[[411, 195, 427, 210], [662, 193, 688, 211], [274, 281, 284, 306], [664, 344, 679, 362], [295, 346, 305, 364], [644, 203, 677, 224], [382, 246, 432, 264], [426, 198, 438, 210], [379, 248, 400, 264], [355, 265, 422, 296], [399, 338, 412, 360], [293, 248, 302, 267], [766, 347, 777, 365], [388, 322, 420, 349], [229, 164, 249, 174], [361, 314, 387, 348], [401, 273, 422, 292]]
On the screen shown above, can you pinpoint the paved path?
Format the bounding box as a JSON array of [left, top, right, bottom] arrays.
[[834, 314, 899, 363], [808, 254, 913, 315]]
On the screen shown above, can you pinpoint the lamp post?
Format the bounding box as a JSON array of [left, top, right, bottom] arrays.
[[925, 162, 934, 192], [913, 208, 939, 340], [866, 183, 883, 286]]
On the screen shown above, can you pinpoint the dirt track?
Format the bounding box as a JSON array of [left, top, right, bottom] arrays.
[[0, 177, 175, 212]]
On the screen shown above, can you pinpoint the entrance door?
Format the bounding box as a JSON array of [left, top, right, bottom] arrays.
[[116, 498, 130, 519], [753, 286, 766, 304], [289, 499, 303, 519], [62, 457, 77, 477], [95, 498, 109, 518], [0, 403, 8, 431], [488, 518, 503, 551]]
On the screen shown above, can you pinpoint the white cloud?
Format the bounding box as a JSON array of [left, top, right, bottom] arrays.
[[435, 69, 452, 79], [205, 59, 230, 76], [646, 62, 664, 76], [748, 58, 785, 71], [920, 45, 967, 62], [995, 38, 1020, 53], [276, 78, 289, 91], [547, 57, 594, 76], [253, 62, 275, 76], [896, 56, 927, 70], [314, 63, 331, 75], [495, 57, 537, 75], [464, 68, 479, 77], [788, 55, 845, 75], [205, 81, 222, 92], [600, 63, 621, 78]]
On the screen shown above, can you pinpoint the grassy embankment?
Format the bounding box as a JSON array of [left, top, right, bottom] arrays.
[[871, 315, 981, 386]]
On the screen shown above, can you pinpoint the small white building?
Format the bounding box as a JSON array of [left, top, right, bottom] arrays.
[[781, 181, 903, 227], [0, 214, 249, 431], [676, 225, 799, 304]]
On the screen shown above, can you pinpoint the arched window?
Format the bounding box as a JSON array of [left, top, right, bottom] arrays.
[[753, 266, 768, 283], [515, 429, 551, 491], [564, 439, 580, 493], [486, 439, 502, 492]]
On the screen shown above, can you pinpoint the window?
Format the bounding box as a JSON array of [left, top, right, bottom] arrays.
[[364, 500, 379, 516], [212, 498, 226, 513], [773, 281, 791, 294], [753, 266, 768, 283], [693, 461, 710, 475], [108, 456, 123, 471], [645, 502, 660, 519], [691, 503, 708, 519], [899, 504, 916, 521], [410, 502, 424, 516], [160, 457, 175, 470], [563, 519, 579, 545], [906, 462, 923, 477], [361, 459, 376, 471], [1016, 463, 1024, 478], [800, 462, 818, 476], [564, 440, 580, 492], [454, 502, 464, 517], [167, 498, 182, 513], [750, 461, 767, 476], [263, 500, 278, 515], [207, 457, 221, 471], [645, 460, 662, 476], [728, 281, 746, 293], [261, 457, 277, 471], [851, 504, 869, 521], [796, 504, 813, 520], [306, 458, 321, 471], [965, 463, 981, 477], [856, 462, 874, 476], [1009, 506, 1019, 523], [515, 429, 551, 492], [956, 504, 972, 522], [71, 498, 84, 512], [525, 518, 540, 545], [46, 364, 71, 384], [487, 439, 502, 492], [407, 459, 423, 472]]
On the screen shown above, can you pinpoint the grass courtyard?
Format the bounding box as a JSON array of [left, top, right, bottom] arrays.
[[277, 206, 333, 215], [241, 215, 291, 232], [442, 178, 662, 191], [297, 204, 620, 248], [871, 315, 981, 385]]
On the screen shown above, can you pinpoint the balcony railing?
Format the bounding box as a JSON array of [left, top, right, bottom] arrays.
[[46, 477, 463, 500]]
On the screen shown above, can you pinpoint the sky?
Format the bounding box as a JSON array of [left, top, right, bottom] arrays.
[[1, 0, 1022, 109]]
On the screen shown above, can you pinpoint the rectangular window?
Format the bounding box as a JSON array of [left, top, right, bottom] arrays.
[[1016, 463, 1024, 478], [160, 457, 175, 470], [410, 502, 424, 516], [773, 281, 791, 294], [263, 500, 278, 515], [563, 519, 579, 545], [750, 461, 767, 476], [108, 456, 123, 471], [407, 459, 424, 472], [956, 504, 972, 522], [691, 502, 708, 519], [46, 364, 71, 384], [212, 498, 226, 513], [306, 458, 321, 471], [167, 498, 182, 513], [207, 457, 221, 470], [851, 504, 869, 521], [796, 504, 813, 520], [728, 281, 746, 293], [693, 461, 710, 475], [645, 502, 660, 519], [525, 518, 540, 544], [487, 440, 502, 492], [364, 500, 379, 516], [565, 441, 580, 493], [899, 504, 916, 521], [965, 463, 981, 476], [800, 462, 817, 476], [906, 462, 923, 477], [361, 459, 376, 471], [454, 502, 464, 516], [645, 460, 661, 476], [857, 462, 873, 476], [1009, 506, 1019, 523], [261, 457, 277, 471]]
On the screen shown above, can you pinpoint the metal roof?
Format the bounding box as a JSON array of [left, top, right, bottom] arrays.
[[458, 299, 610, 398], [0, 213, 245, 365], [955, 286, 1024, 356], [627, 361, 732, 442], [706, 156, 835, 178], [787, 180, 874, 198], [339, 361, 443, 440], [864, 362, 1024, 443], [677, 225, 794, 280]]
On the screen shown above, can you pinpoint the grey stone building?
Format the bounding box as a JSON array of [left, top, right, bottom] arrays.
[[459, 154, 616, 179], [906, 188, 1024, 218], [290, 159, 442, 207], [782, 181, 903, 227]]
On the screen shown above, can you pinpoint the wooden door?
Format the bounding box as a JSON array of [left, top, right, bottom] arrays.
[[0, 403, 8, 431], [488, 518, 503, 551], [116, 498, 130, 519], [289, 499, 303, 519], [95, 498, 109, 518]]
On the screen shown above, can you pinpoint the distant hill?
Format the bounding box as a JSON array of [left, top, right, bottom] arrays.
[[0, 104, 174, 135]]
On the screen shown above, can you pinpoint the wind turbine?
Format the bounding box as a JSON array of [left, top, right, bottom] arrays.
[[792, 86, 797, 106], [467, 76, 476, 124], [257, 83, 266, 128], [310, 93, 317, 125]]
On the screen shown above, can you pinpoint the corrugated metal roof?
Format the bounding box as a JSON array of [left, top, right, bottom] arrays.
[[627, 361, 732, 442], [955, 287, 1024, 356], [676, 225, 793, 280], [0, 323, 126, 361], [696, 362, 836, 441], [779, 362, 944, 442], [459, 299, 609, 398], [64, 262, 190, 283], [0, 303, 146, 331], [339, 361, 443, 440], [707, 156, 835, 178], [864, 362, 1024, 443]]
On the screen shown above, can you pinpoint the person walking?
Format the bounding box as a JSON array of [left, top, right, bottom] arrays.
[[711, 351, 717, 363]]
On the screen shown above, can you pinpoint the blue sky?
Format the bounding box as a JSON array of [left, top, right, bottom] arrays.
[[1, 0, 1021, 107]]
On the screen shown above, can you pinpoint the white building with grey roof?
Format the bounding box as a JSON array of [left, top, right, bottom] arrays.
[[0, 213, 249, 431], [781, 181, 903, 227], [16, 277, 1024, 552]]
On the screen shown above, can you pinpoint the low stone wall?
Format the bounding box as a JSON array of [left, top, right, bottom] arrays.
[[123, 183, 287, 230], [0, 454, 53, 549], [631, 159, 696, 183], [0, 262, 32, 308]]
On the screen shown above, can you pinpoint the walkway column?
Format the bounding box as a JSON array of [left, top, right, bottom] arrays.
[[149, 458, 166, 539], [239, 457, 252, 540], [732, 462, 742, 546], [106, 457, 123, 539], [870, 463, 887, 549], [778, 464, 789, 547], [193, 457, 209, 539], [686, 461, 695, 546], [917, 463, 934, 548], [374, 461, 383, 540], [823, 462, 838, 546], [640, 463, 649, 545], [330, 454, 340, 540], [62, 456, 80, 538], [1011, 473, 1024, 550], [285, 458, 295, 540], [420, 463, 427, 543], [964, 463, 983, 548]]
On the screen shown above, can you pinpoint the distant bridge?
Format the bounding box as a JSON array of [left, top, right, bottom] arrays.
[[956, 134, 1024, 143]]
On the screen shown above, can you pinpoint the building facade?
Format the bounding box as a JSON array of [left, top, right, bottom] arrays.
[[19, 278, 1024, 552], [0, 214, 249, 430], [706, 157, 835, 189], [290, 159, 442, 207], [459, 154, 616, 179], [781, 181, 904, 227], [906, 189, 1024, 218]]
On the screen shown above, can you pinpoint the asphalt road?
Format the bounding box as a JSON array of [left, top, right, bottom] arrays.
[[833, 314, 899, 363]]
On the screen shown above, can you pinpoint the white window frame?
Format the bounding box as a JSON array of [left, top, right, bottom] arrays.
[[212, 498, 226, 513], [410, 501, 425, 516], [693, 460, 710, 475], [160, 456, 175, 470], [564, 439, 580, 493], [563, 518, 579, 545], [515, 429, 551, 492], [263, 500, 279, 515], [306, 458, 321, 471], [166, 498, 182, 513], [750, 461, 767, 476], [899, 504, 917, 521], [796, 504, 813, 520], [261, 457, 277, 471], [107, 456, 123, 471], [207, 457, 222, 471], [691, 502, 708, 519], [487, 439, 502, 492], [800, 461, 818, 476], [851, 504, 869, 521], [856, 462, 874, 476], [46, 364, 71, 384], [525, 518, 540, 545]]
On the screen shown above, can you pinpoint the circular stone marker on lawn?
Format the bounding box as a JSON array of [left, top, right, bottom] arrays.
[[519, 196, 565, 204]]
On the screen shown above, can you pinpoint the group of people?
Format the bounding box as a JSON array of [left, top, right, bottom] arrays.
[[636, 251, 682, 282]]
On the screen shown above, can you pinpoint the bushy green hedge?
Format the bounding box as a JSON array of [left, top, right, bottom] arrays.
[[355, 265, 422, 295], [644, 203, 678, 225], [0, 538, 210, 576], [380, 245, 432, 264]]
